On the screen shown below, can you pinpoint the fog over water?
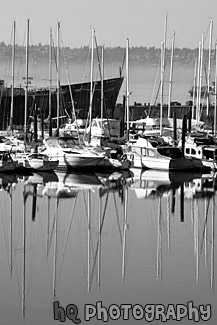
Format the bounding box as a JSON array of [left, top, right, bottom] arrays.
[[1, 60, 197, 106]]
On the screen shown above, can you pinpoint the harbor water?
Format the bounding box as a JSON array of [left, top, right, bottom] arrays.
[[0, 169, 216, 324]]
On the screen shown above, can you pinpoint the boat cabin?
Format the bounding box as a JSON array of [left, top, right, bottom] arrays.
[[86, 118, 121, 137], [43, 136, 83, 149], [184, 142, 217, 161], [131, 117, 170, 136], [130, 137, 183, 159], [59, 119, 87, 136], [183, 176, 216, 199], [84, 118, 122, 146]]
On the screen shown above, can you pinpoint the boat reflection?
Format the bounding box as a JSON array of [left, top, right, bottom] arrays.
[[0, 172, 18, 191], [0, 172, 18, 281], [130, 170, 216, 292], [129, 169, 202, 199], [0, 169, 216, 321], [18, 171, 59, 185], [38, 170, 133, 199], [182, 172, 217, 199]]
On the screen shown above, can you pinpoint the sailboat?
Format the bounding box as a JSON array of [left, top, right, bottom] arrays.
[[41, 26, 106, 170], [179, 35, 217, 171], [10, 20, 59, 172], [81, 32, 130, 170], [122, 38, 200, 172]]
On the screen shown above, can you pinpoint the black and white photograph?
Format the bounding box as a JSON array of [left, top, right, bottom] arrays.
[[0, 1, 217, 324]]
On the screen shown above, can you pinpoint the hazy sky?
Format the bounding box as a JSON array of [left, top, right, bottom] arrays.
[[1, 0, 217, 49]]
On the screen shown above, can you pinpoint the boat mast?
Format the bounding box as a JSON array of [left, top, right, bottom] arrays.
[[168, 31, 175, 118], [163, 11, 168, 66], [126, 38, 130, 141], [10, 21, 16, 132], [214, 42, 217, 136], [192, 59, 197, 120], [196, 41, 201, 125], [56, 22, 60, 135], [88, 28, 94, 144], [198, 33, 204, 122], [49, 27, 52, 137], [101, 44, 104, 137], [160, 41, 165, 136], [62, 40, 81, 143], [207, 19, 213, 115], [160, 12, 167, 133], [24, 19, 29, 142]]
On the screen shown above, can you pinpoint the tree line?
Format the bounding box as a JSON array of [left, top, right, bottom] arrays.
[[0, 41, 214, 66]]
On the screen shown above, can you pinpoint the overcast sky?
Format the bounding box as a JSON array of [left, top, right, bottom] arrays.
[[1, 0, 217, 49]]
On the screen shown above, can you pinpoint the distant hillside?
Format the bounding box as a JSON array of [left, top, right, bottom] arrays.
[[0, 42, 214, 67]]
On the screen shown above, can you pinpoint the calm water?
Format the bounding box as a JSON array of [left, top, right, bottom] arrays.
[[0, 169, 216, 324]]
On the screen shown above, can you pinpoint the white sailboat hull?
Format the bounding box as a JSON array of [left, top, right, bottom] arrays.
[[44, 152, 104, 170], [42, 137, 105, 170], [20, 159, 59, 171], [131, 154, 204, 171], [14, 153, 59, 172]]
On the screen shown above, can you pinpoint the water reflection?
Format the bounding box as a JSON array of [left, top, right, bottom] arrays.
[[0, 169, 216, 323], [129, 169, 216, 291]]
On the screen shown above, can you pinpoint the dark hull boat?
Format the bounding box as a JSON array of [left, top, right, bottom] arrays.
[[61, 77, 124, 119], [0, 76, 124, 130]]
